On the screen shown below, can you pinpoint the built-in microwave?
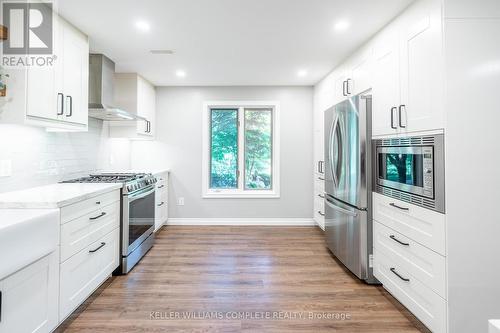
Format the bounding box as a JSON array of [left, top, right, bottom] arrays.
[[374, 134, 445, 213]]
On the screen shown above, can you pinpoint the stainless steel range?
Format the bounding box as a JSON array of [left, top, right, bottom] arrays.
[[63, 173, 157, 274]]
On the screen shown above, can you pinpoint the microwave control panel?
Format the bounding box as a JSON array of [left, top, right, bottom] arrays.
[[422, 146, 434, 197]]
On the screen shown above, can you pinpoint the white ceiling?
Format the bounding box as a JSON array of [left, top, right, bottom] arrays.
[[58, 0, 414, 87]]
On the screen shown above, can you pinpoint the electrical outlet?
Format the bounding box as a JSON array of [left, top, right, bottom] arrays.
[[0, 159, 12, 177], [177, 197, 185, 206]]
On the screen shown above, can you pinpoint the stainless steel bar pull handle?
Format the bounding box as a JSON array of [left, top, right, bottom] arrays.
[[389, 203, 409, 211], [57, 93, 64, 115], [398, 105, 406, 128], [342, 80, 347, 96], [318, 211, 325, 216], [390, 235, 410, 246], [89, 242, 106, 253], [89, 212, 106, 220], [390, 267, 410, 282], [390, 107, 397, 129], [158, 201, 165, 207], [318, 176, 325, 181], [66, 96, 73, 117], [318, 194, 325, 198], [346, 78, 352, 95]]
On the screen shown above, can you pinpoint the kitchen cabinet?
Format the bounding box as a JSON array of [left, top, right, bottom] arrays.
[[110, 74, 156, 139], [59, 189, 120, 321], [2, 14, 89, 131], [0, 251, 59, 333], [372, 24, 402, 136], [372, 0, 444, 136], [154, 171, 169, 231]]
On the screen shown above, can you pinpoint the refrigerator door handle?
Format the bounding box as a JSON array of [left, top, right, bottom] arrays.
[[325, 198, 358, 217], [328, 115, 339, 187]]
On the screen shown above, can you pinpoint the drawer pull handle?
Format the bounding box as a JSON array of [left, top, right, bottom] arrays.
[[89, 212, 106, 220], [158, 185, 165, 189], [318, 211, 325, 216], [318, 177, 325, 181], [96, 201, 101, 205], [89, 242, 106, 253], [390, 267, 410, 282], [389, 203, 409, 211], [158, 202, 165, 207], [318, 194, 325, 198], [390, 235, 410, 246]]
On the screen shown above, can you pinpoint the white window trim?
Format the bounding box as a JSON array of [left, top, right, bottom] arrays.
[[202, 101, 280, 199]]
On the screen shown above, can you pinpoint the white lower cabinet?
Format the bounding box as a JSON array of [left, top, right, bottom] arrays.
[[373, 192, 446, 255], [154, 171, 169, 231], [59, 228, 119, 320], [374, 248, 447, 333], [0, 251, 59, 333], [373, 192, 447, 332]]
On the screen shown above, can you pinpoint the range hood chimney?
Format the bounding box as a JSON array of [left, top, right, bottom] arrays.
[[88, 54, 143, 121]]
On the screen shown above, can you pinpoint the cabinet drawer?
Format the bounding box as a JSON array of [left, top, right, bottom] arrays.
[[61, 190, 120, 224], [59, 228, 119, 320], [374, 221, 446, 298], [315, 176, 325, 194], [374, 248, 447, 333], [60, 201, 120, 262], [373, 192, 446, 255]]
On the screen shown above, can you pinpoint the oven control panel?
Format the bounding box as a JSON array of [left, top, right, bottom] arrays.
[[422, 146, 434, 198]]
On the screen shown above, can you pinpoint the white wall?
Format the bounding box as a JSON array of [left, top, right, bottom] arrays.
[[0, 118, 130, 193], [131, 86, 313, 219]]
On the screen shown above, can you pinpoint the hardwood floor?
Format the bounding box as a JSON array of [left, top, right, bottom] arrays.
[[58, 226, 429, 333]]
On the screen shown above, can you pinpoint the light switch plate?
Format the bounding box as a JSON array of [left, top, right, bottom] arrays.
[[0, 159, 12, 177], [177, 197, 185, 206]]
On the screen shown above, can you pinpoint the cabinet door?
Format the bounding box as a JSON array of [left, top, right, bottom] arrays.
[[349, 47, 373, 96], [372, 27, 401, 136], [0, 251, 59, 333], [61, 19, 89, 126], [399, 0, 444, 133], [333, 67, 348, 104], [26, 11, 59, 122], [136, 77, 155, 136]]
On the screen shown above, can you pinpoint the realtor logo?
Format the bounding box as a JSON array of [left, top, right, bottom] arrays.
[[3, 1, 53, 55]]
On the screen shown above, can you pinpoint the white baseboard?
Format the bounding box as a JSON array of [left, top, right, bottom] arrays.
[[166, 217, 316, 226]]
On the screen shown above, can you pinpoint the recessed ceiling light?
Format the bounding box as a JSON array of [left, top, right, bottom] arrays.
[[334, 20, 350, 32], [297, 69, 308, 77], [176, 70, 186, 78], [150, 50, 174, 55], [135, 20, 151, 32]]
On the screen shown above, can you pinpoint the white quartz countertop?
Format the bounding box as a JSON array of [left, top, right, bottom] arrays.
[[0, 183, 123, 209]]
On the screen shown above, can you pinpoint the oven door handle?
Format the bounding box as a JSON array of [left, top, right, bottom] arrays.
[[128, 186, 156, 202]]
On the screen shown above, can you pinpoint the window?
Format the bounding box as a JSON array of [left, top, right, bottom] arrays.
[[202, 101, 280, 198]]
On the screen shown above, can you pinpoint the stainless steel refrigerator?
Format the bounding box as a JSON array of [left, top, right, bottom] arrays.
[[324, 91, 377, 283]]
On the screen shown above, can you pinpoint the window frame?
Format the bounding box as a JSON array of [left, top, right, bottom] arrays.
[[202, 101, 280, 198]]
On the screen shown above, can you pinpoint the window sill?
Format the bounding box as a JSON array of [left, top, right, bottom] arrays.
[[203, 191, 280, 199]]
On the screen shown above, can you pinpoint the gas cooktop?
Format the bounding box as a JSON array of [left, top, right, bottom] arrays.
[[62, 173, 157, 194]]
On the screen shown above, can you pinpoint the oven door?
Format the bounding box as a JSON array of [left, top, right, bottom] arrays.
[[122, 186, 155, 256], [376, 146, 433, 199]]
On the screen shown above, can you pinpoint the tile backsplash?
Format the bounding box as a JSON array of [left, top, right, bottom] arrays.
[[0, 118, 131, 193]]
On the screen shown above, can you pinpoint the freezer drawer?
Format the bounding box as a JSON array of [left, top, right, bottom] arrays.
[[325, 196, 368, 279]]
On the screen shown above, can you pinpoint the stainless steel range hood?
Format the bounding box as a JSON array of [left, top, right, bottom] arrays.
[[88, 54, 144, 121]]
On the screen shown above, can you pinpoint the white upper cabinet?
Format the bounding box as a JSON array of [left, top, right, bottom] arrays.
[[59, 17, 89, 126], [2, 13, 89, 131], [349, 47, 373, 96], [398, 0, 444, 134], [372, 24, 401, 136], [110, 74, 156, 139], [372, 0, 444, 137]]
